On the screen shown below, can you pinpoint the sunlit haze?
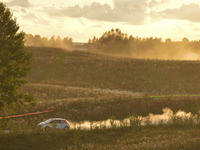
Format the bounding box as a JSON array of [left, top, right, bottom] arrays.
[[2, 0, 200, 42]]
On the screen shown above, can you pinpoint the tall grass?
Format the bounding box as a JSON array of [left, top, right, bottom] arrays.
[[1, 123, 200, 150]]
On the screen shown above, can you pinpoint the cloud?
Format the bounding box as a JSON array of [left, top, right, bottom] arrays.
[[21, 12, 48, 24], [66, 3, 112, 19], [152, 3, 200, 22], [149, 0, 172, 7], [113, 0, 147, 9], [45, 0, 149, 25], [23, 12, 36, 19], [7, 0, 32, 8], [111, 0, 148, 24]]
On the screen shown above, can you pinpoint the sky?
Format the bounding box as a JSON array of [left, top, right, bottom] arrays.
[[2, 0, 200, 42]]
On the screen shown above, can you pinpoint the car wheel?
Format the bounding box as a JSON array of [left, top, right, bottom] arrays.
[[45, 126, 50, 131], [64, 126, 69, 130]]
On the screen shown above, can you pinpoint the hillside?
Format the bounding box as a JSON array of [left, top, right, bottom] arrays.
[[2, 47, 200, 150], [25, 46, 200, 95]]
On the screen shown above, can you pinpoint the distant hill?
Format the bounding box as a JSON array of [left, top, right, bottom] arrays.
[[26, 46, 200, 95]]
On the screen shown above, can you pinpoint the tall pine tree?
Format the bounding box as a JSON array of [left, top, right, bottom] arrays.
[[0, 3, 34, 111]]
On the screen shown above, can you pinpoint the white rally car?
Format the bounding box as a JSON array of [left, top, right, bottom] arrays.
[[38, 118, 70, 131]]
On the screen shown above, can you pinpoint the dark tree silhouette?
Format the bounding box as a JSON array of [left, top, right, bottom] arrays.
[[88, 28, 200, 59], [0, 3, 34, 111], [89, 28, 131, 55]]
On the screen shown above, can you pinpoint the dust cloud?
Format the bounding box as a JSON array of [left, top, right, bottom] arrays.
[[68, 108, 199, 130], [88, 29, 200, 60], [130, 49, 200, 60], [25, 34, 74, 51]]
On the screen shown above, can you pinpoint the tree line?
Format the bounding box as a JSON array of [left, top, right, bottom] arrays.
[[88, 28, 200, 59], [24, 29, 200, 59], [25, 34, 73, 50]]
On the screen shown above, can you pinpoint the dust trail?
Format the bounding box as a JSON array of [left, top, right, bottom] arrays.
[[139, 108, 195, 125], [68, 119, 129, 130], [68, 108, 199, 130]]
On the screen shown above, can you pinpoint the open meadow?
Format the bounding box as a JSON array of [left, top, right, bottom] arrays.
[[1, 0, 200, 149], [2, 47, 200, 149]]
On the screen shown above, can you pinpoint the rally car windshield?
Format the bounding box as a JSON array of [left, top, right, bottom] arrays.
[[44, 119, 53, 123]]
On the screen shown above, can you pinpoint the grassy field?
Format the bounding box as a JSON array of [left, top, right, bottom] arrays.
[[2, 46, 200, 149], [19, 46, 200, 121], [26, 46, 200, 95], [2, 126, 200, 150]]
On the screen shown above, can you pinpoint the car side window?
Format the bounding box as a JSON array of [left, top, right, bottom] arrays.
[[50, 120, 57, 124], [61, 120, 66, 123], [56, 120, 62, 123]]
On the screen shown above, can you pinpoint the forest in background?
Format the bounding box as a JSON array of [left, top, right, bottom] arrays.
[[88, 28, 200, 60], [25, 28, 200, 60], [25, 34, 74, 50]]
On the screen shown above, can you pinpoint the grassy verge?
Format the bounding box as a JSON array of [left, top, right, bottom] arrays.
[[1, 125, 200, 150]]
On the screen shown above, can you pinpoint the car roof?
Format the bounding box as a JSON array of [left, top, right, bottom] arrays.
[[47, 118, 66, 121]]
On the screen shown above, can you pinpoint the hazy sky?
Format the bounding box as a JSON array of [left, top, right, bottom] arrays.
[[2, 0, 200, 42]]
